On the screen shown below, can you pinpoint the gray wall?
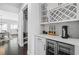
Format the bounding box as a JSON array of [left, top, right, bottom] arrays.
[[44, 21, 79, 38], [55, 21, 79, 38]]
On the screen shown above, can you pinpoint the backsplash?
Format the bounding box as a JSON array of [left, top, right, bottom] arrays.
[[43, 21, 79, 38]]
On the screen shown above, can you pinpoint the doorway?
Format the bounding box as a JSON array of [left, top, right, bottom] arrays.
[[22, 6, 28, 55]]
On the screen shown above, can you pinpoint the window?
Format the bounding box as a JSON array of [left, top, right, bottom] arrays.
[[0, 24, 7, 33], [10, 24, 18, 30]]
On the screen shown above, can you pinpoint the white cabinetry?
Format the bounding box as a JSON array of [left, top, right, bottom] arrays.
[[40, 3, 78, 25], [34, 36, 46, 55]]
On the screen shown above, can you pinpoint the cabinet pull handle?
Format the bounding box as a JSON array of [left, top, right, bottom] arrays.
[[44, 45, 46, 50]]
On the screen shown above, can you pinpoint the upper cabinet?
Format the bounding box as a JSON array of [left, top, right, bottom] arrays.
[[40, 3, 48, 23], [40, 3, 78, 25]]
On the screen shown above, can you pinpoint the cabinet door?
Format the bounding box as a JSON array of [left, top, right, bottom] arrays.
[[57, 42, 74, 55], [34, 36, 46, 55], [46, 39, 57, 55]]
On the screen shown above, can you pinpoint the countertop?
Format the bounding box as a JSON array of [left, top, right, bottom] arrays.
[[36, 34, 79, 46]]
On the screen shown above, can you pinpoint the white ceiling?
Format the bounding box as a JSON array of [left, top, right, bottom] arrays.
[[0, 3, 23, 13], [3, 3, 23, 8]]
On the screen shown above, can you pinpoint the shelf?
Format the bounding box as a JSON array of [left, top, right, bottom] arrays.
[[40, 19, 79, 25], [40, 22, 49, 25], [24, 41, 28, 45], [41, 15, 47, 17], [23, 37, 28, 40]]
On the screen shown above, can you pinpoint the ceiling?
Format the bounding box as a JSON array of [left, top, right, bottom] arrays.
[[3, 3, 23, 8], [0, 3, 23, 13]]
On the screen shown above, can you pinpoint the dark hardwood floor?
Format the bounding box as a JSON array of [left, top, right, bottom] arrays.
[[18, 44, 27, 55], [0, 36, 27, 55]]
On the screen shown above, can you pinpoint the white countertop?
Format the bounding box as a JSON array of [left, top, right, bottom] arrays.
[[36, 34, 79, 46]]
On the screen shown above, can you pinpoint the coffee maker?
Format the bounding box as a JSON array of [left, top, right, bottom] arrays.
[[62, 26, 69, 38]]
